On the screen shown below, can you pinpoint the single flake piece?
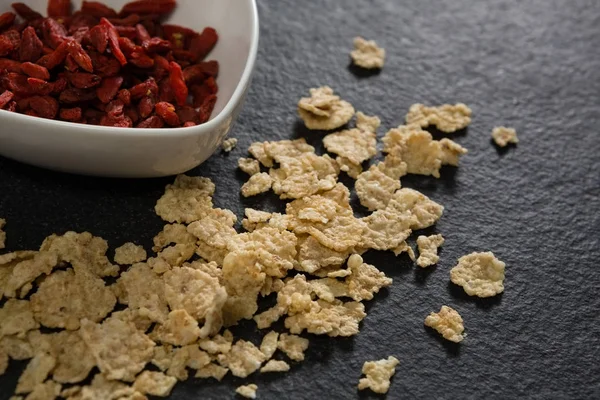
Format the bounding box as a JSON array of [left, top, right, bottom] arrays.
[[406, 103, 472, 133], [155, 175, 215, 224], [47, 330, 96, 384], [114, 243, 147, 265], [24, 380, 61, 400], [236, 384, 258, 399], [259, 331, 279, 359], [16, 353, 56, 394], [0, 251, 37, 299], [439, 138, 468, 166], [1, 333, 35, 360], [351, 37, 385, 69], [188, 208, 237, 265], [152, 223, 196, 253], [356, 167, 402, 211], [360, 207, 413, 252], [346, 254, 393, 301], [222, 137, 238, 152], [336, 156, 363, 179], [263, 139, 315, 162], [59, 374, 141, 400], [382, 126, 443, 178], [248, 142, 274, 168], [217, 340, 266, 378], [450, 252, 506, 297], [242, 209, 273, 232], [425, 306, 465, 343], [184, 345, 211, 370], [388, 188, 444, 230], [285, 299, 366, 337], [238, 158, 261, 176], [241, 172, 273, 197], [194, 363, 229, 381], [0, 218, 5, 249], [357, 356, 399, 394], [260, 359, 290, 373], [392, 241, 416, 261], [355, 112, 381, 133], [296, 235, 350, 274], [271, 153, 340, 200], [298, 86, 355, 131], [133, 371, 177, 397], [277, 334, 309, 362], [492, 126, 519, 147], [198, 330, 233, 355], [416, 234, 445, 268], [0, 299, 39, 338], [374, 154, 408, 180], [2, 252, 59, 299], [152, 310, 201, 346], [323, 128, 377, 166]]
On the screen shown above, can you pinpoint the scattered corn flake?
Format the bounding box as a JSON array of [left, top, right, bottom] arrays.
[[241, 172, 273, 197], [356, 167, 402, 211], [187, 209, 237, 265], [0, 348, 7, 375], [327, 268, 352, 278], [198, 330, 233, 355], [152, 310, 201, 346], [296, 235, 350, 274], [416, 234, 445, 268], [298, 86, 355, 131], [79, 316, 155, 382], [278, 334, 309, 362], [323, 128, 377, 166], [260, 277, 285, 297], [185, 260, 223, 283], [285, 299, 366, 337], [406, 103, 472, 133], [355, 111, 381, 133], [238, 158, 261, 176], [133, 371, 177, 397], [62, 374, 141, 400], [358, 356, 399, 394], [3, 252, 59, 298], [195, 362, 229, 381], [263, 138, 315, 162], [492, 126, 519, 147], [222, 137, 238, 152], [346, 254, 393, 301], [152, 223, 196, 253], [374, 154, 408, 180], [392, 241, 416, 261], [310, 278, 349, 302], [360, 207, 413, 251], [260, 359, 290, 373], [165, 346, 191, 381], [439, 138, 468, 166], [425, 305, 465, 343], [1, 333, 34, 360], [154, 175, 215, 224], [242, 209, 272, 232], [450, 252, 506, 297], [248, 142, 274, 168], [24, 380, 61, 400], [0, 299, 39, 339], [1, 251, 37, 298], [151, 344, 173, 372], [16, 352, 56, 394], [217, 340, 266, 378], [30, 269, 116, 331], [382, 126, 444, 178], [271, 153, 340, 200], [259, 331, 279, 359], [48, 331, 95, 384], [114, 243, 147, 265], [0, 218, 5, 249], [184, 345, 211, 370], [351, 37, 385, 69], [388, 188, 444, 230], [236, 384, 258, 399], [336, 156, 362, 179]]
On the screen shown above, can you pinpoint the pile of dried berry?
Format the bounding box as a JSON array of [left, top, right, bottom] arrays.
[[0, 0, 219, 128]]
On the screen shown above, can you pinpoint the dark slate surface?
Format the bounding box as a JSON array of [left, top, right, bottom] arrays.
[[1, 0, 600, 398]]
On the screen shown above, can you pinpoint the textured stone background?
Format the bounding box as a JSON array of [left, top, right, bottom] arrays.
[[1, 0, 600, 398]]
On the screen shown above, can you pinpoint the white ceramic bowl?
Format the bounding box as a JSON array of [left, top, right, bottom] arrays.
[[0, 0, 258, 177]]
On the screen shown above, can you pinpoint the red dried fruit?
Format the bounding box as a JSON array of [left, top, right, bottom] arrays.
[[20, 62, 50, 80], [64, 54, 78, 72], [158, 78, 174, 103], [183, 60, 219, 84], [68, 11, 97, 32], [19, 27, 44, 62], [116, 36, 138, 57], [198, 94, 217, 123], [155, 101, 179, 126], [135, 23, 150, 42], [137, 95, 154, 118], [96, 76, 123, 103], [65, 39, 93, 72], [0, 30, 21, 57], [176, 105, 199, 125], [129, 77, 157, 99], [100, 113, 132, 127], [27, 77, 53, 95], [152, 54, 169, 79], [137, 115, 163, 128], [6, 100, 16, 111], [0, 57, 22, 73], [168, 61, 187, 106], [107, 14, 141, 27], [47, 0, 71, 18], [142, 37, 171, 54], [59, 87, 96, 104], [0, 89, 14, 108], [65, 71, 101, 89], [129, 51, 154, 68], [124, 106, 139, 124], [191, 76, 217, 108], [41, 18, 67, 49], [51, 75, 67, 93], [36, 39, 68, 69], [100, 18, 127, 66], [81, 1, 117, 18], [59, 106, 82, 121], [29, 95, 58, 118], [89, 51, 120, 77], [189, 27, 218, 62], [89, 24, 108, 53], [172, 49, 197, 63], [120, 0, 176, 17], [115, 25, 136, 39], [71, 26, 90, 44], [162, 24, 196, 44], [11, 3, 43, 21], [106, 98, 124, 115], [183, 121, 195, 127], [0, 12, 16, 31]]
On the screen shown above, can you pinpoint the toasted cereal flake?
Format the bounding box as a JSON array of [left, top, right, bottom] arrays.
[[153, 310, 201, 346], [351, 37, 385, 69], [425, 306, 465, 343], [382, 126, 444, 178], [388, 188, 444, 230], [1, 334, 34, 360], [345, 254, 392, 301], [242, 209, 273, 232], [439, 138, 468, 167], [356, 167, 402, 211], [264, 138, 315, 162], [492, 126, 519, 147], [3, 252, 59, 298], [357, 356, 399, 394], [0, 218, 5, 249], [185, 345, 211, 371], [16, 352, 56, 394], [285, 299, 366, 337], [248, 142, 274, 168], [336, 156, 363, 179], [185, 260, 223, 283], [198, 330, 233, 355], [271, 153, 340, 200], [47, 331, 95, 384], [79, 316, 155, 382], [0, 348, 7, 375], [155, 175, 215, 224], [277, 334, 309, 362], [298, 86, 355, 131], [323, 128, 377, 166], [194, 362, 229, 381], [406, 103, 472, 133], [260, 277, 285, 297], [241, 172, 273, 197], [374, 154, 408, 180], [40, 232, 119, 278], [236, 384, 258, 399], [152, 223, 196, 253], [310, 278, 349, 302], [259, 331, 279, 359], [30, 270, 116, 331], [355, 112, 381, 133], [238, 158, 261, 176], [327, 268, 352, 278], [260, 359, 290, 373], [416, 235, 445, 268], [450, 252, 506, 297], [217, 340, 266, 378], [296, 235, 350, 274], [114, 243, 147, 265], [0, 299, 39, 338], [62, 374, 139, 400], [133, 371, 177, 397], [392, 241, 416, 261], [165, 346, 191, 381], [222, 137, 238, 152], [1, 251, 37, 298], [151, 344, 173, 372], [25, 380, 61, 400], [360, 207, 413, 251], [187, 209, 237, 265]]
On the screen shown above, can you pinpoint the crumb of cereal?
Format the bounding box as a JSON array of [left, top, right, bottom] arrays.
[[217, 340, 266, 378], [195, 363, 229, 381], [492, 126, 519, 147], [285, 299, 366, 337], [2, 252, 59, 298], [24, 380, 61, 399], [406, 103, 472, 133], [0, 218, 5, 249], [439, 138, 468, 166], [356, 167, 402, 211], [15, 352, 56, 394], [238, 158, 261, 176], [358, 356, 399, 394], [450, 252, 505, 297], [351, 37, 385, 69], [277, 334, 309, 362], [248, 142, 274, 168], [424, 305, 465, 343], [242, 209, 273, 232], [222, 138, 238, 152], [152, 309, 201, 346], [236, 384, 258, 399], [260, 359, 290, 373], [241, 172, 273, 197], [345, 254, 393, 301], [416, 234, 445, 268], [298, 86, 355, 131], [336, 156, 363, 179], [259, 331, 279, 359], [133, 370, 177, 397], [114, 243, 147, 265]]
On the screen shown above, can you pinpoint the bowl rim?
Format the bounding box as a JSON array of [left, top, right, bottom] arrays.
[[0, 0, 259, 138]]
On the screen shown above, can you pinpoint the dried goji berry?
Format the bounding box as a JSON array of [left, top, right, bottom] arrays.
[[5, 100, 16, 111], [129, 51, 154, 68], [89, 51, 120, 77], [172, 49, 196, 63], [19, 27, 43, 62], [59, 106, 82, 121], [0, 12, 16, 31], [116, 36, 138, 57], [142, 37, 171, 54], [183, 60, 219, 84], [0, 57, 22, 73], [24, 109, 39, 117], [119, 0, 176, 17], [107, 13, 141, 27], [117, 88, 131, 105], [0, 72, 29, 95], [11, 3, 43, 21], [124, 106, 139, 124], [67, 11, 97, 32], [64, 54, 78, 72], [51, 75, 67, 94], [115, 25, 136, 39], [0, 30, 21, 57], [96, 75, 123, 103], [41, 18, 67, 49], [100, 112, 132, 127], [36, 39, 68, 69], [100, 18, 127, 66], [189, 27, 218, 62], [80, 1, 117, 18], [135, 23, 150, 42], [129, 77, 157, 99], [158, 78, 173, 103], [152, 54, 169, 79], [155, 101, 179, 126], [162, 24, 196, 45], [106, 98, 124, 115], [137, 95, 154, 118], [20, 62, 50, 80], [71, 26, 89, 44], [176, 105, 199, 125], [191, 77, 217, 108], [47, 0, 71, 18], [168, 61, 187, 106], [59, 87, 96, 104], [64, 39, 92, 72], [0, 89, 14, 108], [198, 94, 217, 123], [27, 77, 53, 95], [182, 121, 195, 127], [89, 24, 108, 53], [29, 95, 58, 118], [65, 71, 101, 89], [137, 115, 163, 128]]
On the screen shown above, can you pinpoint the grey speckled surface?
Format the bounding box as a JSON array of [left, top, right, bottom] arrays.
[[1, 0, 600, 399]]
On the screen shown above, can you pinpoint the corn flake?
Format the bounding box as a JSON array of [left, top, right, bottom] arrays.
[[406, 103, 472, 133], [360, 208, 413, 251], [351, 37, 385, 69], [259, 331, 279, 359], [2, 252, 58, 298], [217, 340, 266, 378], [374, 154, 408, 180], [382, 126, 444, 178], [187, 209, 237, 265], [222, 137, 238, 152], [47, 330, 95, 384], [388, 188, 444, 230], [355, 112, 381, 133], [296, 235, 350, 274], [424, 305, 465, 343], [152, 224, 196, 253], [248, 142, 274, 168], [236, 384, 258, 399], [356, 167, 402, 211], [133, 371, 177, 397], [298, 86, 355, 131], [323, 128, 377, 166], [0, 348, 7, 375], [16, 352, 56, 394], [152, 310, 201, 346], [260, 359, 290, 373], [241, 172, 273, 197], [238, 158, 261, 176], [194, 362, 229, 381], [439, 138, 468, 166], [1, 333, 34, 360], [277, 334, 309, 362], [0, 299, 39, 339], [24, 380, 61, 400], [450, 252, 506, 297], [61, 374, 140, 400], [346, 254, 393, 301], [242, 208, 272, 232], [155, 175, 215, 224], [358, 356, 399, 394], [264, 138, 315, 162], [114, 243, 147, 265], [271, 153, 339, 200], [198, 330, 233, 355], [492, 126, 519, 147], [285, 299, 366, 337], [336, 156, 362, 179], [416, 234, 445, 268]]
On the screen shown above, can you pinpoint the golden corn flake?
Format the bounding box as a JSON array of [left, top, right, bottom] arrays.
[[351, 37, 385, 69], [439, 138, 468, 167], [264, 138, 315, 162], [260, 359, 290, 373], [62, 374, 141, 400], [79, 316, 155, 382], [1, 251, 36, 298], [24, 380, 61, 400], [155, 175, 215, 224], [450, 252, 506, 297], [241, 172, 273, 197], [346, 254, 393, 301], [217, 340, 266, 378], [242, 208, 272, 232], [356, 167, 402, 211], [310, 278, 349, 302], [248, 142, 274, 168], [323, 128, 377, 166], [406, 103, 472, 133], [236, 384, 258, 399], [133, 371, 177, 397], [187, 209, 237, 265], [285, 299, 366, 337], [198, 330, 233, 355], [2, 252, 58, 299], [30, 270, 116, 331], [388, 188, 444, 230], [259, 331, 279, 359], [298, 86, 355, 131], [358, 356, 399, 394], [152, 223, 196, 253], [0, 299, 39, 338], [424, 305, 465, 343], [47, 330, 95, 384], [416, 234, 445, 268], [222, 137, 238, 152], [1, 333, 34, 360], [355, 111, 381, 133], [271, 153, 339, 200], [383, 126, 443, 178], [296, 235, 350, 274], [152, 310, 201, 346], [0, 218, 5, 249], [184, 345, 211, 371], [164, 346, 191, 381], [336, 156, 362, 179], [15, 352, 56, 394], [392, 241, 416, 261], [238, 158, 261, 176], [374, 154, 408, 180], [114, 243, 147, 265], [360, 207, 413, 251], [277, 333, 309, 362], [194, 362, 229, 381], [492, 126, 519, 147], [150, 344, 173, 372]]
